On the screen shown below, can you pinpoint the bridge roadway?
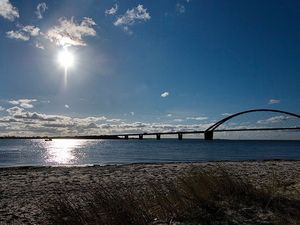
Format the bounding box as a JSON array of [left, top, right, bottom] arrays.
[[119, 127, 300, 140]]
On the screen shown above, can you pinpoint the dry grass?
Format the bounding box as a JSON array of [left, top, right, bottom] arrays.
[[42, 167, 300, 225]]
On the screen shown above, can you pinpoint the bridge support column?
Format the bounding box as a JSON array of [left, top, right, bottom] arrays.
[[139, 134, 143, 140], [178, 133, 183, 140], [204, 131, 214, 140], [156, 134, 161, 140], [124, 135, 128, 140]]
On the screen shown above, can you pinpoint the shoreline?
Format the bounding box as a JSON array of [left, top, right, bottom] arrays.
[[1, 158, 300, 169]]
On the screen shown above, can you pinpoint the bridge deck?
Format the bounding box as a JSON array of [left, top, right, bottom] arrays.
[[119, 127, 300, 137]]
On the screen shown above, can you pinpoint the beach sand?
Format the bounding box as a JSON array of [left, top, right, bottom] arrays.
[[0, 160, 300, 224]]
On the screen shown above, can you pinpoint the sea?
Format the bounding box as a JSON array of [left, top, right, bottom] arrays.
[[0, 139, 300, 167]]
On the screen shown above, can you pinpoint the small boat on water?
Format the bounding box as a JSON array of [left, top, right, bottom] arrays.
[[44, 138, 52, 141]]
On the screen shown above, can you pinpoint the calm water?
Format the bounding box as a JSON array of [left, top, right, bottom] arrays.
[[0, 139, 300, 167]]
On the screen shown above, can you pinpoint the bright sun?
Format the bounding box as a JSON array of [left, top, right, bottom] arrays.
[[58, 49, 74, 70]]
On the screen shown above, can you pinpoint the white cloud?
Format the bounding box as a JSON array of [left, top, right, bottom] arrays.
[[22, 25, 40, 36], [167, 114, 172, 117], [6, 30, 29, 41], [114, 4, 150, 32], [6, 106, 56, 121], [0, 106, 5, 111], [173, 119, 183, 122], [65, 104, 69, 109], [0, 106, 216, 136], [222, 113, 232, 116], [0, 0, 19, 21], [47, 17, 96, 47], [257, 115, 289, 124], [130, 111, 135, 116], [8, 99, 37, 108], [186, 116, 208, 121], [268, 99, 280, 105], [176, 3, 185, 14], [106, 118, 121, 122], [36, 2, 47, 19], [161, 92, 169, 98], [35, 41, 44, 50], [6, 25, 40, 41], [105, 3, 118, 15]]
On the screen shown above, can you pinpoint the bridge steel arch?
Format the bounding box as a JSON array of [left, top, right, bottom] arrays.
[[204, 109, 300, 140]]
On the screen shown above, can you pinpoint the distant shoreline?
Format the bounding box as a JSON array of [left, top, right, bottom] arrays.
[[0, 135, 122, 139], [0, 136, 299, 141]]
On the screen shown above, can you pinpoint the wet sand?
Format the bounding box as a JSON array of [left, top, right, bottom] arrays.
[[0, 160, 300, 224]]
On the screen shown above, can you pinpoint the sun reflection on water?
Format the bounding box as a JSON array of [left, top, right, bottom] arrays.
[[43, 139, 87, 164]]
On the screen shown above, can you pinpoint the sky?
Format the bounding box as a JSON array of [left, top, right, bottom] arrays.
[[0, 0, 299, 138]]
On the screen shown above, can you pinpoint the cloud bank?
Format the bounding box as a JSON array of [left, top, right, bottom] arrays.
[[0, 106, 214, 137]]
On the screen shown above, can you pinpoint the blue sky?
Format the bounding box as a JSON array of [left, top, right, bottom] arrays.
[[0, 0, 299, 137]]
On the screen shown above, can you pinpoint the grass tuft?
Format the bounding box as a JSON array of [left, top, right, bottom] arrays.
[[43, 167, 300, 225]]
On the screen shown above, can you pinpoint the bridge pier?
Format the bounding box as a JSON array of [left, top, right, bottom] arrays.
[[124, 135, 128, 140], [204, 131, 213, 140], [139, 134, 143, 140], [156, 134, 161, 140], [178, 133, 183, 140]]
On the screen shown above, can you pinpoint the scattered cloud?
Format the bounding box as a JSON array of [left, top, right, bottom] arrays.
[[257, 116, 289, 124], [6, 25, 40, 41], [46, 17, 96, 47], [186, 116, 208, 121], [161, 91, 169, 98], [167, 114, 172, 117], [114, 4, 150, 33], [105, 3, 118, 15], [130, 111, 135, 116], [268, 99, 280, 105], [8, 99, 37, 108], [222, 113, 232, 116], [173, 118, 183, 122], [176, 3, 185, 14], [35, 41, 44, 49], [6, 106, 56, 121], [0, 106, 5, 111], [22, 26, 40, 36], [64, 104, 69, 109], [6, 30, 29, 41], [36, 2, 47, 19], [0, 0, 19, 21]]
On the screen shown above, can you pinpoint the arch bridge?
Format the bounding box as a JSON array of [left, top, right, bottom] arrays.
[[119, 109, 300, 140]]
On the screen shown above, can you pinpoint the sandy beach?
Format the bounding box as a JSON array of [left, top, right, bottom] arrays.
[[0, 160, 300, 225]]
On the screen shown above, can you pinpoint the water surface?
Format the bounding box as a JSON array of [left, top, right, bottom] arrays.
[[0, 139, 299, 167]]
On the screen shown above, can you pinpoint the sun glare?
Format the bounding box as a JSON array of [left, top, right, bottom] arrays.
[[58, 49, 74, 70], [44, 139, 86, 164]]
